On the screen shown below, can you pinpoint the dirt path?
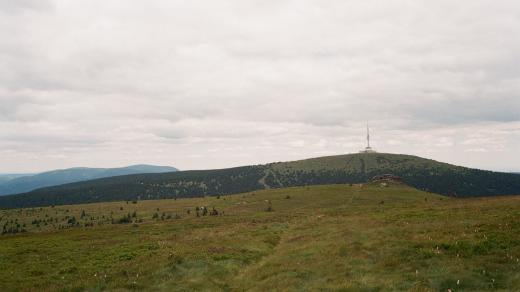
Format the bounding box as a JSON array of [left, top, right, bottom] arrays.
[[258, 171, 271, 189]]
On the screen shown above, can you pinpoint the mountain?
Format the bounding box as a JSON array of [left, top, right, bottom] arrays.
[[1, 153, 519, 209], [0, 174, 33, 184], [0, 165, 178, 196]]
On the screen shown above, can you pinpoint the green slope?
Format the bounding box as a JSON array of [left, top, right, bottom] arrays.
[[1, 184, 520, 290], [1, 153, 520, 208], [265, 153, 520, 196]]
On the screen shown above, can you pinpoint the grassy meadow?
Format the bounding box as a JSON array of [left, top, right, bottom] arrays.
[[1, 183, 520, 291]]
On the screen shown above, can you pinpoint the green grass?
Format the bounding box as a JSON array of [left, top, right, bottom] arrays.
[[1, 183, 519, 291]]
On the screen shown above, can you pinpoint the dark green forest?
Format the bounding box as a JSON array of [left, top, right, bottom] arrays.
[[1, 153, 520, 209]]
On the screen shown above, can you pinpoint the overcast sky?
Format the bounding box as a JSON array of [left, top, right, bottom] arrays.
[[1, 0, 519, 173]]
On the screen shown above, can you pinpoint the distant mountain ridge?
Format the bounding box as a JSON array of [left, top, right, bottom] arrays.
[[0, 174, 33, 184], [0, 165, 178, 196], [1, 153, 519, 209]]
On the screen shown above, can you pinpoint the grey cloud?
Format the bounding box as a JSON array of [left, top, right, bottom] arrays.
[[0, 0, 53, 14], [0, 0, 519, 172]]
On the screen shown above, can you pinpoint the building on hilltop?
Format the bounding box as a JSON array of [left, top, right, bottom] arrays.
[[372, 174, 402, 182], [360, 124, 377, 153]]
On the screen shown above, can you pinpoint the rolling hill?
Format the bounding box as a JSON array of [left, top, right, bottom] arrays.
[[0, 165, 178, 196], [0, 173, 33, 184], [0, 153, 519, 209]]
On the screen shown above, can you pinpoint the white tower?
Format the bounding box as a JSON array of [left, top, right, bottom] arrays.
[[360, 123, 376, 153]]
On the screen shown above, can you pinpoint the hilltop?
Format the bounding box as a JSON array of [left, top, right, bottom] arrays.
[[1, 183, 519, 290], [0, 164, 178, 196], [0, 153, 519, 208]]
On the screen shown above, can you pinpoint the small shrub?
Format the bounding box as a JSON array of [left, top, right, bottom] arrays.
[[265, 201, 273, 212], [168, 253, 184, 270], [67, 217, 76, 225], [210, 207, 219, 216], [117, 215, 131, 224]]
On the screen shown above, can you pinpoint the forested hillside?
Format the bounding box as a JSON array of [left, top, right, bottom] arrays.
[[1, 153, 519, 208]]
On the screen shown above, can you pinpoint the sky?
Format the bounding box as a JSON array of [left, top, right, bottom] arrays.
[[1, 0, 519, 173]]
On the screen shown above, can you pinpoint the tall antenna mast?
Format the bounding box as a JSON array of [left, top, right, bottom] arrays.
[[360, 122, 376, 153], [367, 123, 370, 148]]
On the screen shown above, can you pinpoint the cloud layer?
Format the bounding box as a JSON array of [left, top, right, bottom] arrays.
[[1, 0, 519, 172]]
